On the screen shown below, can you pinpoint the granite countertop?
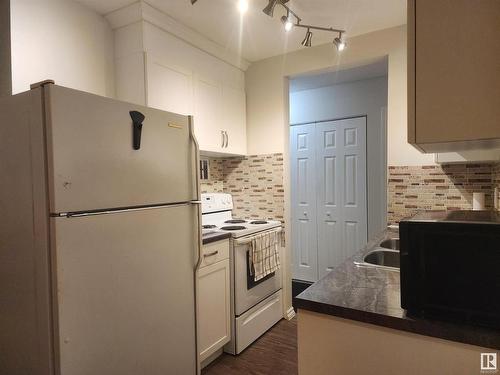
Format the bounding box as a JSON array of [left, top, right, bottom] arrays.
[[295, 227, 500, 350], [202, 231, 231, 245]]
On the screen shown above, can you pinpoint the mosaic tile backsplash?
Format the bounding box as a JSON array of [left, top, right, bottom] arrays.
[[200, 153, 284, 222], [494, 163, 500, 211], [388, 163, 495, 224], [203, 155, 500, 227]]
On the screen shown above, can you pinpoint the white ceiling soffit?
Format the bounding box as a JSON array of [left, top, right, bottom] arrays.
[[290, 58, 388, 92], [104, 1, 251, 70], [76, 0, 406, 63]]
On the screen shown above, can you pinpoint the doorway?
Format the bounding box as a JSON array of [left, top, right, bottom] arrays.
[[288, 60, 388, 285]]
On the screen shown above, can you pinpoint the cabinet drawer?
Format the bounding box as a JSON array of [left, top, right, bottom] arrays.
[[200, 240, 229, 268]]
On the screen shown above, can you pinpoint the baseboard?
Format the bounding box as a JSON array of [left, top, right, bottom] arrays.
[[285, 306, 296, 320]]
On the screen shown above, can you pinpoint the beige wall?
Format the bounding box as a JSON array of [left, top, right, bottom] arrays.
[[245, 25, 434, 166], [10, 0, 115, 97]]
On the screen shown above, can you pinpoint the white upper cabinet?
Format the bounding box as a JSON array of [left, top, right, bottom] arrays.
[[193, 75, 223, 153], [146, 56, 193, 116], [146, 56, 246, 156], [113, 18, 247, 156], [221, 84, 247, 155]]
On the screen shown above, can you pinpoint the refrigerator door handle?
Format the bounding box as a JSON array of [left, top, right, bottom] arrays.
[[188, 116, 202, 273]]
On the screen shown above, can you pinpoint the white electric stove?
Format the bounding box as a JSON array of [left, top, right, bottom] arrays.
[[201, 193, 283, 355], [201, 193, 282, 238]]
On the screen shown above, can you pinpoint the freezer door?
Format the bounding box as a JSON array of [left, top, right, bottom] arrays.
[[51, 204, 198, 375], [44, 85, 196, 213]]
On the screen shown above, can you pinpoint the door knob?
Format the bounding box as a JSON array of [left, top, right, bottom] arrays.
[[326, 212, 331, 217], [303, 212, 307, 216]]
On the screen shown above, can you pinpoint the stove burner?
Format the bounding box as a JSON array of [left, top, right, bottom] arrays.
[[224, 219, 247, 224], [202, 225, 217, 229], [250, 220, 268, 224], [220, 225, 247, 231]]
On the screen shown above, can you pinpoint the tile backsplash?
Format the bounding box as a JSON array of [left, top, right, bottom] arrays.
[[200, 153, 284, 221], [203, 156, 500, 227], [493, 163, 500, 211], [388, 163, 495, 225]]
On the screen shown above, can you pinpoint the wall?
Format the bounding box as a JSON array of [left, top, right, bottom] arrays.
[[289, 76, 388, 238], [10, 0, 115, 97], [200, 154, 284, 222], [245, 25, 434, 166], [388, 163, 494, 224]]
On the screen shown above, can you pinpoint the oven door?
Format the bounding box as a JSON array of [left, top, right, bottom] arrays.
[[233, 238, 282, 316]]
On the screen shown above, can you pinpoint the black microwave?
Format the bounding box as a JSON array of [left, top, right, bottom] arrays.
[[399, 210, 500, 328]]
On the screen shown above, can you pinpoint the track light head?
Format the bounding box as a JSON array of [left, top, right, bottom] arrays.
[[334, 35, 346, 51], [301, 29, 313, 47], [263, 0, 280, 17], [281, 14, 294, 32], [191, 0, 197, 4]]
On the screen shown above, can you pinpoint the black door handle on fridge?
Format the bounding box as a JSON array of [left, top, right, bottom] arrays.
[[130, 110, 145, 150]]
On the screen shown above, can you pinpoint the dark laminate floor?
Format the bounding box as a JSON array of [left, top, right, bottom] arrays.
[[202, 318, 297, 375]]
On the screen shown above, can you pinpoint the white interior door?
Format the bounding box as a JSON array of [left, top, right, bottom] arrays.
[[46, 85, 196, 214], [53, 204, 198, 375], [290, 124, 318, 282], [316, 117, 367, 278]]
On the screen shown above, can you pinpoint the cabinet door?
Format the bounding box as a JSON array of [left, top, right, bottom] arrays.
[[409, 0, 500, 150], [222, 85, 247, 155], [316, 118, 367, 279], [198, 259, 231, 362], [290, 124, 318, 282], [194, 76, 223, 153], [146, 56, 192, 116]]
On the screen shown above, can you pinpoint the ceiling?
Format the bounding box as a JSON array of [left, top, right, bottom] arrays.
[[290, 58, 388, 92], [76, 0, 406, 63]]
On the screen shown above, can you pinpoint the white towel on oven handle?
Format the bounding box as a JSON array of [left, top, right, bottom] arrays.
[[249, 229, 281, 282]]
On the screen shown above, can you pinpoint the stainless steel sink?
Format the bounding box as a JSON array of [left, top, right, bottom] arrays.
[[379, 238, 400, 250], [363, 249, 400, 269]]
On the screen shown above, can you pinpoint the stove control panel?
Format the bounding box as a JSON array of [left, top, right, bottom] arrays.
[[201, 193, 233, 214]]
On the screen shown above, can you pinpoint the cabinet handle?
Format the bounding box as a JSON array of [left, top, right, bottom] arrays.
[[204, 250, 219, 258], [225, 131, 229, 148], [221, 130, 225, 148]]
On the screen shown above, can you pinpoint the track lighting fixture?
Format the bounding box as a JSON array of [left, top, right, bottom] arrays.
[[262, 0, 346, 50], [191, 0, 197, 4], [301, 29, 313, 47], [334, 34, 346, 51]]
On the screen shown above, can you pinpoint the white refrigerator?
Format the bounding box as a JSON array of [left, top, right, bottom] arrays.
[[0, 81, 201, 375]]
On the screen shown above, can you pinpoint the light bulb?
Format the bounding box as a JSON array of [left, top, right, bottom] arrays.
[[238, 0, 248, 14], [281, 15, 294, 32], [334, 36, 346, 51]]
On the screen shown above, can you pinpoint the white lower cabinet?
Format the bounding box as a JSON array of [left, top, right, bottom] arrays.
[[197, 240, 231, 365]]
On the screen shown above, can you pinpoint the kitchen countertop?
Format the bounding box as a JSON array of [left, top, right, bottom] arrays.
[[202, 231, 231, 245], [295, 228, 500, 350]]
